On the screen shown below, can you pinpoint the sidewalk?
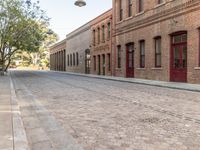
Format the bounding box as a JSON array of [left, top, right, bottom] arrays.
[[50, 71, 200, 92], [0, 75, 13, 150], [0, 74, 29, 150]]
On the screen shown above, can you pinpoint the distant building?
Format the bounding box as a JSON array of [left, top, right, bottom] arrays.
[[49, 39, 66, 71], [91, 9, 112, 76], [65, 22, 92, 74]]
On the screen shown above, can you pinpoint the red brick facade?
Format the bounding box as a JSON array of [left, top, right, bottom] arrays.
[[91, 9, 113, 76], [112, 0, 200, 83]]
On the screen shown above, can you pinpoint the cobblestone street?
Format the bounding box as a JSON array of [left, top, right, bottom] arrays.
[[11, 70, 200, 150]]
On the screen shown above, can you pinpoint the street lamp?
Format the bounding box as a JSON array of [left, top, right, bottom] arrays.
[[74, 0, 86, 7]]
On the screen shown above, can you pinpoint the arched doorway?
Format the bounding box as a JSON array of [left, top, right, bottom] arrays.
[[170, 31, 187, 82], [85, 49, 90, 74]]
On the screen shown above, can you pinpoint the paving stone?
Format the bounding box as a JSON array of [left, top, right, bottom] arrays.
[[31, 141, 53, 150], [26, 128, 49, 144], [11, 70, 200, 150]]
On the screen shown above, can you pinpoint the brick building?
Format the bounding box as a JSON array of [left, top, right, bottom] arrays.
[[49, 39, 66, 71], [112, 0, 200, 83], [65, 22, 92, 74], [50, 0, 200, 84], [91, 9, 113, 76]]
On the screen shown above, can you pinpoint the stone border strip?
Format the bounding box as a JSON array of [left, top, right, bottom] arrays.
[[48, 70, 200, 93], [10, 73, 30, 150]]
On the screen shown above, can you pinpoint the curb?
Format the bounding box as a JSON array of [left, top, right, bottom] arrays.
[[10, 73, 30, 150], [48, 70, 200, 93]]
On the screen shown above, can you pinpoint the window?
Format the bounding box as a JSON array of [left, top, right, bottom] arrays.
[[128, 0, 132, 17], [98, 27, 100, 44], [108, 53, 111, 71], [158, 0, 163, 4], [117, 45, 121, 68], [119, 0, 123, 21], [94, 56, 96, 71], [155, 37, 161, 67], [140, 40, 145, 68], [73, 53, 75, 66], [171, 32, 187, 70], [199, 29, 200, 67], [102, 25, 105, 42], [98, 55, 101, 75], [107, 22, 111, 39], [93, 30, 96, 45], [70, 54, 72, 66], [67, 54, 69, 66], [172, 34, 187, 44], [76, 52, 79, 66], [138, 0, 144, 13], [126, 43, 134, 69]]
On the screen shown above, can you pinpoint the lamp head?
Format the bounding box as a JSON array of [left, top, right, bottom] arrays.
[[74, 0, 86, 7]]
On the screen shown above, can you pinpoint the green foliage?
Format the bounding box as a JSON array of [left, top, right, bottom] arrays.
[[0, 0, 51, 72]]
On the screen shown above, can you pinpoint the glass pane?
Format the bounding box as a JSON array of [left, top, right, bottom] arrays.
[[182, 34, 187, 42], [174, 47, 180, 68], [155, 39, 161, 53], [156, 55, 161, 67], [129, 53, 133, 68], [128, 44, 133, 52], [141, 56, 145, 67], [173, 35, 181, 44], [140, 42, 145, 55], [182, 45, 187, 68], [103, 55, 105, 64]]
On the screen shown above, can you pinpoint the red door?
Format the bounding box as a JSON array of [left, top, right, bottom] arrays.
[[170, 32, 187, 82], [126, 43, 134, 78]]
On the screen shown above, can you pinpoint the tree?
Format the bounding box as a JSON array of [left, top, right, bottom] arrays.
[[31, 28, 58, 69], [0, 0, 50, 74], [12, 27, 58, 69]]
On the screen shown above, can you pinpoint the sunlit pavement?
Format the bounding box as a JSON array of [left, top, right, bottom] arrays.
[[10, 70, 200, 150]]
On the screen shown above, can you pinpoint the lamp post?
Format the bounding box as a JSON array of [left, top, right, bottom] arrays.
[[74, 0, 86, 7]]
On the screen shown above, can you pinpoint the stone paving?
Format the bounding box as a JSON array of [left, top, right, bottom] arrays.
[[11, 70, 200, 150]]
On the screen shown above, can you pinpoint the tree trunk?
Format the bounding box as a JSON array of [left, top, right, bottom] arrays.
[[0, 56, 7, 75], [5, 58, 11, 72], [0, 59, 4, 76]]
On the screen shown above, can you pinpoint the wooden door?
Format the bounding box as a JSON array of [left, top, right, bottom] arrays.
[[126, 43, 134, 78], [170, 32, 187, 82]]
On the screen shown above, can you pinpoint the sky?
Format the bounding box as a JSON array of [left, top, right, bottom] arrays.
[[36, 0, 112, 41]]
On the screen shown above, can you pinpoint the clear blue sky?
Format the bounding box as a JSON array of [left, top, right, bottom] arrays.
[[37, 0, 112, 40]]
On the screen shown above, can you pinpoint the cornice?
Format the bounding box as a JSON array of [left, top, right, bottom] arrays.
[[49, 39, 66, 50], [66, 9, 112, 41], [115, 0, 200, 36], [66, 25, 91, 41]]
